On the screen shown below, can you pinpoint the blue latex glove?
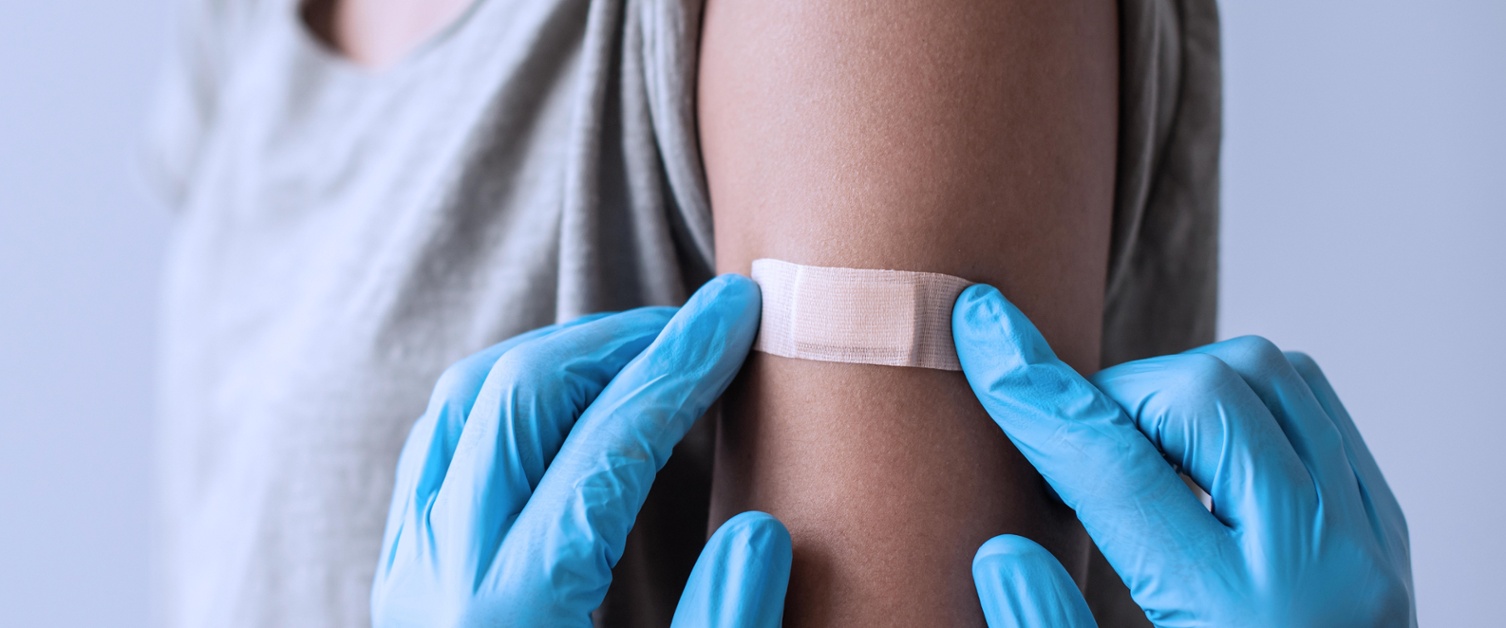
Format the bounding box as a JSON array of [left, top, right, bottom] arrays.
[[953, 285, 1414, 627], [370, 275, 793, 627]]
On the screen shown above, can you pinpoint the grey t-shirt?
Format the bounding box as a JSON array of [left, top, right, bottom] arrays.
[[144, 0, 1219, 625]]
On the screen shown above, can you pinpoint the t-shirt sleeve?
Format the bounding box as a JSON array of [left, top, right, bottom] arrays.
[[628, 0, 716, 283], [1100, 0, 1223, 366]]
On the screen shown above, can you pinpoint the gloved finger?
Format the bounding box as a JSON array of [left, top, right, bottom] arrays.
[[427, 307, 675, 570], [378, 313, 617, 567], [491, 274, 762, 622], [1285, 351, 1409, 554], [1090, 353, 1314, 530], [671, 512, 792, 628], [1187, 337, 1363, 519], [952, 285, 1228, 592], [972, 535, 1096, 628]]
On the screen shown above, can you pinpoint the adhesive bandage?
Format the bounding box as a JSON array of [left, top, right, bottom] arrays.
[[750, 258, 973, 371]]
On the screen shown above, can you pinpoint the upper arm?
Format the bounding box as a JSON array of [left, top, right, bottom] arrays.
[[698, 0, 1118, 371], [697, 0, 1120, 624]]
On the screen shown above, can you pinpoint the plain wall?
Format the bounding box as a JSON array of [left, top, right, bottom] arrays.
[[0, 1, 171, 627], [1219, 3, 1505, 626], [0, 1, 1499, 626]]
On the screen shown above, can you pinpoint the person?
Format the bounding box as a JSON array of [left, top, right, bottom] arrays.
[[145, 0, 1217, 624], [368, 276, 1415, 626]]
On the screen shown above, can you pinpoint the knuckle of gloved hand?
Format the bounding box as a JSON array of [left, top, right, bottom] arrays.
[[1282, 350, 1321, 378], [429, 354, 501, 405], [1361, 569, 1415, 627], [1221, 335, 1290, 376], [484, 341, 563, 395], [1284, 349, 1347, 407], [1164, 353, 1243, 404]]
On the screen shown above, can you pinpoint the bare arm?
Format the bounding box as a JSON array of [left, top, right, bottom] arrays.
[[698, 0, 1119, 624]]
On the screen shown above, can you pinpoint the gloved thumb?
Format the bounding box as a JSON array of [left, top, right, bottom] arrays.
[[671, 511, 793, 628], [973, 535, 1097, 628]]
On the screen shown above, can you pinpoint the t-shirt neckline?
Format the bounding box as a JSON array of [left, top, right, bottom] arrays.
[[285, 0, 489, 79]]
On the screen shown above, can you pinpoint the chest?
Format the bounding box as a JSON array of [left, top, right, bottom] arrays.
[[299, 0, 477, 68]]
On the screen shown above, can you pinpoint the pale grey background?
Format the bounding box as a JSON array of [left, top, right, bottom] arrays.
[[0, 1, 1499, 626]]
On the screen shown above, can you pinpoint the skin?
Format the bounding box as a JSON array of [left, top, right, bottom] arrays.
[[300, 0, 472, 67], [698, 0, 1119, 625]]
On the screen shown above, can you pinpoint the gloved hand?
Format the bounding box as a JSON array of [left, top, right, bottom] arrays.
[[952, 285, 1414, 627], [370, 275, 793, 628]]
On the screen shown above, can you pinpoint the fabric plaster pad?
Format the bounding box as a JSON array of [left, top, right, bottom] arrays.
[[749, 258, 973, 371]]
